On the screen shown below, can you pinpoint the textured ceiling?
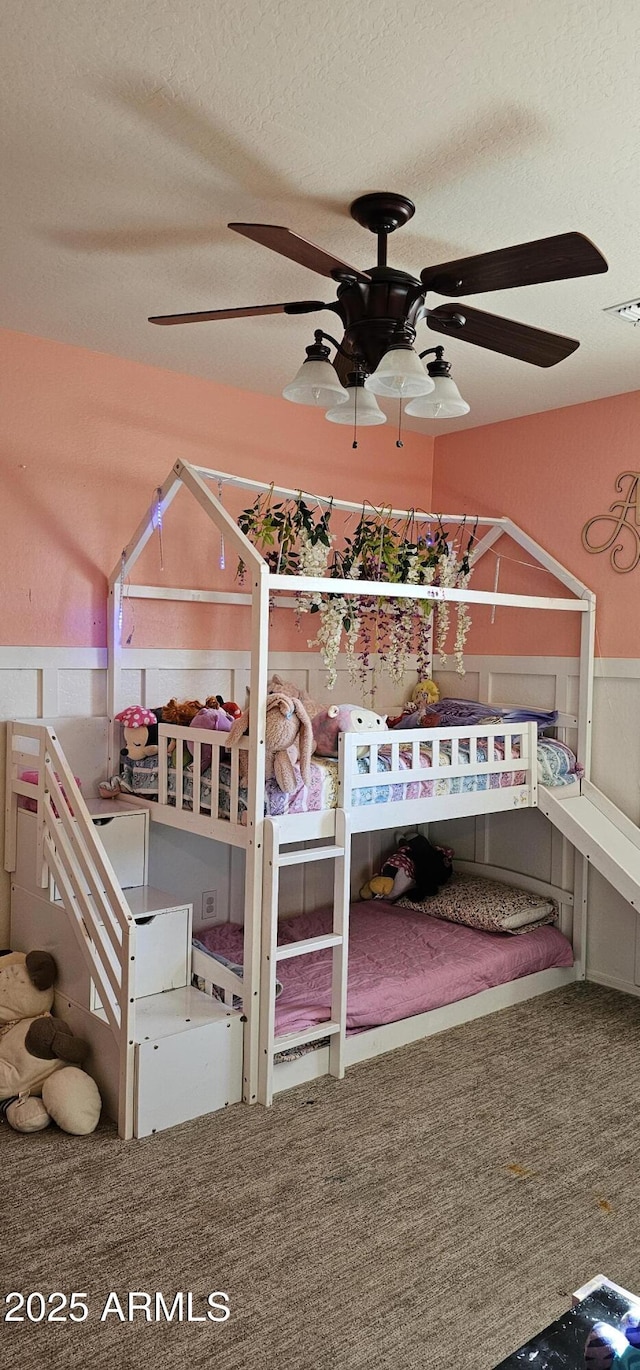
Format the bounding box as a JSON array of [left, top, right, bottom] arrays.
[[3, 0, 640, 432]]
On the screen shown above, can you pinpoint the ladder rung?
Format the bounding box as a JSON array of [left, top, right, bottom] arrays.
[[274, 1021, 341, 1052], [275, 933, 342, 962], [279, 845, 345, 867]]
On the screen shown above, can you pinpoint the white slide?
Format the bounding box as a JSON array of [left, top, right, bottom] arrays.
[[539, 781, 640, 911]]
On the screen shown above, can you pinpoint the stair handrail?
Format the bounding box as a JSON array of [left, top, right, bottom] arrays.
[[6, 722, 136, 1138]]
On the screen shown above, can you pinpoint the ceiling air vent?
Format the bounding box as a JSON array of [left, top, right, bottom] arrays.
[[604, 298, 640, 324]]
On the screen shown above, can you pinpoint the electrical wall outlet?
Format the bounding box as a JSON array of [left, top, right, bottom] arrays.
[[201, 889, 217, 920]]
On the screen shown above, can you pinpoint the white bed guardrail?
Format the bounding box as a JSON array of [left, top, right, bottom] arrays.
[[155, 719, 536, 823], [156, 723, 249, 831], [338, 722, 537, 805], [4, 721, 136, 1138]]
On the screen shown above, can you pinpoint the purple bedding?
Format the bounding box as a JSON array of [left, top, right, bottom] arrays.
[[196, 902, 573, 1037]]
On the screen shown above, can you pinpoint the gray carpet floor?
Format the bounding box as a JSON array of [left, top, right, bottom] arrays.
[[3, 981, 640, 1370]]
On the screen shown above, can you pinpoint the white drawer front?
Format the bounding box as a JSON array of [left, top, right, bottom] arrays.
[[14, 808, 147, 900], [91, 813, 147, 889], [133, 906, 191, 999], [51, 812, 147, 900], [134, 1016, 243, 1136], [91, 905, 191, 1008]]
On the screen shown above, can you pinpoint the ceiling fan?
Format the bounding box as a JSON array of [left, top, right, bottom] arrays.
[[149, 191, 608, 423]]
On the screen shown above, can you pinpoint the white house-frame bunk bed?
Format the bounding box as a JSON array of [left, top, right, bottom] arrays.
[[5, 459, 600, 1137]]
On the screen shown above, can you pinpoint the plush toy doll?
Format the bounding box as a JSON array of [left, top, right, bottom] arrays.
[[360, 834, 454, 902], [214, 695, 242, 720], [268, 674, 321, 720], [312, 704, 387, 758], [115, 705, 159, 760], [0, 951, 102, 1135], [162, 696, 240, 727], [187, 706, 234, 771], [410, 680, 440, 709], [585, 1317, 640, 1366], [388, 679, 441, 729], [229, 693, 315, 794]]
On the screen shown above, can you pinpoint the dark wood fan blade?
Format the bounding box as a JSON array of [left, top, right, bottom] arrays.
[[427, 303, 579, 367], [421, 232, 608, 296], [228, 222, 371, 283], [149, 300, 327, 325]]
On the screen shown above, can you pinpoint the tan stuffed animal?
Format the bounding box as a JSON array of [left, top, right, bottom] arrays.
[[0, 951, 101, 1135], [267, 674, 321, 720], [229, 692, 315, 794]]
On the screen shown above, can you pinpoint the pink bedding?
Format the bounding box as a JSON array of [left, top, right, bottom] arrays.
[[196, 902, 573, 1037]]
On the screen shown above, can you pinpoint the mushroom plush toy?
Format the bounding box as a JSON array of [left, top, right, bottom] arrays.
[[115, 706, 158, 760]]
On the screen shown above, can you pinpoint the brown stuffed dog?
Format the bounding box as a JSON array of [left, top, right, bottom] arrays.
[[0, 951, 101, 1135], [228, 692, 315, 794]]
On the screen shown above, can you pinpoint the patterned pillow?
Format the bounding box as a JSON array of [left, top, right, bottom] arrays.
[[397, 871, 557, 934], [537, 737, 584, 786]]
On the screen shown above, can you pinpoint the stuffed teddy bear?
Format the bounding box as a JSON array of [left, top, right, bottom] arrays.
[[228, 692, 315, 794], [360, 834, 454, 902], [162, 695, 241, 724], [0, 950, 101, 1135], [312, 704, 387, 758]]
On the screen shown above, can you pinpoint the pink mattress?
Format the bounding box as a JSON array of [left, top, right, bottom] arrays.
[[196, 902, 573, 1037]]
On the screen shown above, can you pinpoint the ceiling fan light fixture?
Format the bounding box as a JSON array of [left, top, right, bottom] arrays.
[[282, 334, 349, 408], [406, 348, 470, 419], [405, 375, 470, 419], [325, 376, 386, 426], [364, 345, 435, 399], [282, 357, 349, 407]]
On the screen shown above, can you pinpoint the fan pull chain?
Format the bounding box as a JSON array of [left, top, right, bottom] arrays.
[[154, 487, 164, 571], [490, 556, 501, 624], [352, 383, 358, 449], [396, 398, 404, 449], [217, 479, 226, 570]]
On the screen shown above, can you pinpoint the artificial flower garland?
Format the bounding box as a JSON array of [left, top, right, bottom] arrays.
[[236, 491, 475, 689]]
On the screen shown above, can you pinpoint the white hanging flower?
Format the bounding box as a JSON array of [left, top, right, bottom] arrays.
[[297, 529, 331, 613], [435, 546, 458, 667], [309, 595, 347, 689], [454, 567, 472, 675]]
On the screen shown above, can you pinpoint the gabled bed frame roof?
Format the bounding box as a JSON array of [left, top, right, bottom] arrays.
[[111, 459, 594, 605], [107, 459, 596, 775]]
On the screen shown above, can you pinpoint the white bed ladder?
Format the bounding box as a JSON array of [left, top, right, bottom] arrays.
[[258, 812, 351, 1106]]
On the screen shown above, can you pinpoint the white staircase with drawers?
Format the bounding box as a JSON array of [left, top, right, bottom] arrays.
[[6, 724, 243, 1138]]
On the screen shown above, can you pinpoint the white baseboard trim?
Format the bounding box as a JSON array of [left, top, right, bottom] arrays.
[[585, 970, 640, 999]]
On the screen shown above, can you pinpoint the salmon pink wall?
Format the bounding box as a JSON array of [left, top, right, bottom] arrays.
[[432, 391, 640, 660], [0, 329, 434, 652]]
